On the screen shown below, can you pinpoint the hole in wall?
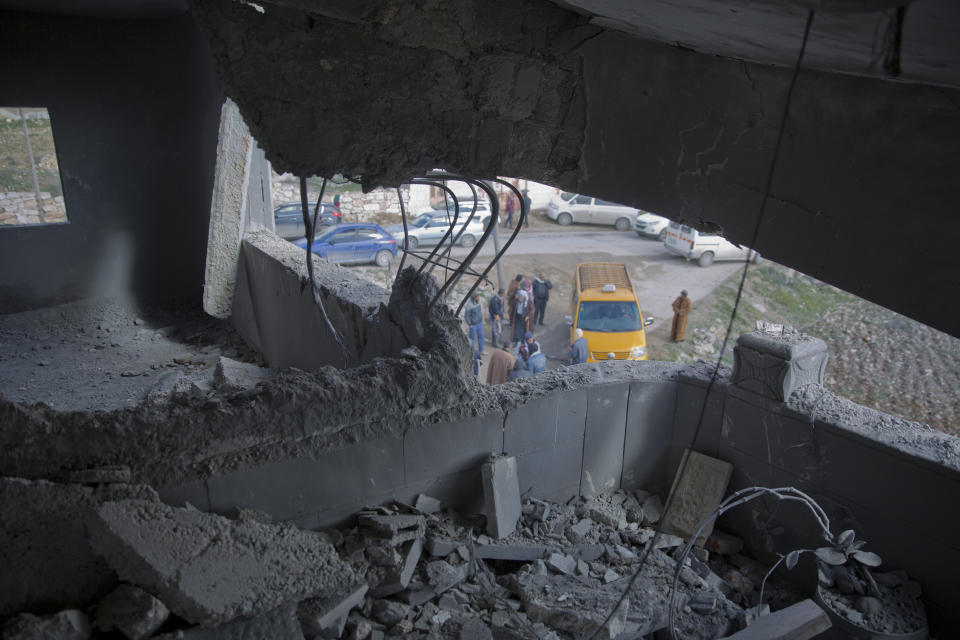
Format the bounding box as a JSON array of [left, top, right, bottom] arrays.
[[0, 107, 69, 228]]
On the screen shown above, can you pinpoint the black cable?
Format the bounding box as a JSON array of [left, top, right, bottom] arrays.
[[587, 10, 817, 639]]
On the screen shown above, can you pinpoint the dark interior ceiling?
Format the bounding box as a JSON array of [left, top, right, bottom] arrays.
[[553, 0, 960, 89]]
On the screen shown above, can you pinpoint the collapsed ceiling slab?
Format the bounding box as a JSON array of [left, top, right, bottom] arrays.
[[191, 0, 960, 339]]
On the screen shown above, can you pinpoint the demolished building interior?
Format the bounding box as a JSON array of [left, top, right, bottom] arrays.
[[1, 0, 959, 638]]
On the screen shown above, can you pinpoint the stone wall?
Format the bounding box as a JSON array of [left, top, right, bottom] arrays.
[[0, 191, 67, 225], [272, 177, 412, 224]]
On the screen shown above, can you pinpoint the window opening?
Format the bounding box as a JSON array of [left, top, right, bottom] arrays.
[[0, 107, 68, 227]]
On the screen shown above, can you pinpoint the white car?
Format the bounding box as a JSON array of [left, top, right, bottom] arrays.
[[386, 213, 485, 250], [546, 192, 640, 230], [663, 221, 761, 267], [634, 211, 670, 240]]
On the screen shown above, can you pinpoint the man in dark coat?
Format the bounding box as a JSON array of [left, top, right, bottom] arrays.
[[532, 272, 552, 326], [488, 288, 505, 348]]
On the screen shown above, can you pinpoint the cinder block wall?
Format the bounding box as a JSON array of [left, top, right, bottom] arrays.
[[157, 375, 683, 529], [672, 369, 960, 632]]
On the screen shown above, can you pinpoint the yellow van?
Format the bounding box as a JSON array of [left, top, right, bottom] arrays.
[[568, 263, 654, 362]]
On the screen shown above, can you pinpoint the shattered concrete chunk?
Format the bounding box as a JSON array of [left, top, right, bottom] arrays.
[[415, 494, 442, 514], [0, 477, 158, 617], [1, 609, 90, 640], [87, 500, 356, 625], [588, 501, 627, 530], [154, 604, 303, 639], [95, 584, 170, 640], [369, 537, 423, 597], [232, 506, 273, 524], [372, 600, 410, 626], [212, 356, 274, 391], [359, 514, 426, 543], [426, 535, 460, 557], [475, 542, 548, 561], [426, 560, 470, 594], [567, 518, 594, 542], [546, 553, 577, 576], [481, 455, 521, 539], [641, 494, 663, 525], [507, 570, 629, 639], [299, 583, 368, 638], [663, 450, 733, 544]]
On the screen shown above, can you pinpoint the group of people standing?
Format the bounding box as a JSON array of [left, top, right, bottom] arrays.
[[462, 271, 553, 385]]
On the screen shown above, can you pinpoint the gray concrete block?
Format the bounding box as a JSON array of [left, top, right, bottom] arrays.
[[503, 395, 559, 455], [0, 478, 159, 617], [663, 449, 733, 544], [155, 604, 303, 639], [87, 500, 356, 626], [516, 435, 583, 500], [95, 584, 169, 640], [581, 383, 629, 496], [481, 455, 522, 539], [213, 356, 274, 391], [556, 387, 588, 443], [731, 330, 828, 402], [403, 413, 504, 484], [369, 538, 423, 598], [622, 380, 678, 493], [207, 436, 403, 521]]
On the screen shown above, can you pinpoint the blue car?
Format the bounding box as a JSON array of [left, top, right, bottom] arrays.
[[293, 223, 398, 266]]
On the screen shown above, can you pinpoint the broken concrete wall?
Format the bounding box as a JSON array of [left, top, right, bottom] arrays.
[[0, 10, 222, 313], [670, 337, 960, 632], [191, 0, 960, 340]]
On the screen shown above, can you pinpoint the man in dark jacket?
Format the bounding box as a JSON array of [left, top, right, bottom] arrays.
[[532, 272, 553, 326], [488, 288, 504, 348], [464, 293, 484, 355]]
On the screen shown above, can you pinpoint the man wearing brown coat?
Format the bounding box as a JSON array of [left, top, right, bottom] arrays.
[[486, 346, 515, 385], [671, 290, 692, 342]]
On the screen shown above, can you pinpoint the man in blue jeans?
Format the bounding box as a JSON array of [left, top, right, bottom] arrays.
[[488, 288, 504, 348], [464, 293, 484, 357]]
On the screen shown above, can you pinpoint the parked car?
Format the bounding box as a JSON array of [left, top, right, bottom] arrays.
[[418, 199, 493, 228], [384, 213, 485, 249], [663, 221, 761, 267], [634, 211, 670, 240], [546, 192, 640, 230], [274, 201, 340, 239], [293, 223, 397, 266]]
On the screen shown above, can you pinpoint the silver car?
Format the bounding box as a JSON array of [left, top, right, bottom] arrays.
[[386, 214, 485, 250], [546, 192, 639, 230]]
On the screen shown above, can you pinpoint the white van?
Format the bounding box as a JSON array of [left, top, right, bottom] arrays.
[[663, 221, 761, 267]]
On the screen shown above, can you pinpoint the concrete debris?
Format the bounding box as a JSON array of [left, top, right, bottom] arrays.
[[567, 517, 594, 541], [232, 506, 273, 524], [663, 449, 733, 544], [372, 599, 410, 626], [722, 599, 831, 640], [642, 494, 663, 525], [299, 583, 369, 638], [87, 500, 357, 625], [154, 604, 303, 639], [414, 493, 442, 514], [68, 465, 133, 484], [1, 609, 90, 640], [481, 455, 521, 539], [358, 513, 426, 543], [0, 477, 159, 617], [95, 584, 170, 639], [368, 537, 423, 597], [475, 542, 548, 561], [706, 528, 744, 555], [212, 356, 274, 391], [546, 552, 577, 575]]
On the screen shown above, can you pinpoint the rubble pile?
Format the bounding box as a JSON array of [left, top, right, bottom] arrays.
[[0, 479, 812, 640]]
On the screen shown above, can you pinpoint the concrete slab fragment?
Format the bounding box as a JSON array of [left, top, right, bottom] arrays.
[[663, 449, 733, 545], [482, 455, 522, 539], [369, 538, 423, 597], [213, 356, 274, 391], [475, 543, 549, 561], [1, 609, 90, 640], [299, 583, 368, 638], [721, 599, 830, 640], [622, 380, 677, 492], [87, 500, 356, 626]]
